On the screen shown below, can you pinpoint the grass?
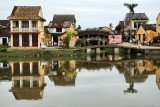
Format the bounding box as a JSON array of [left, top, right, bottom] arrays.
[[0, 49, 85, 58]]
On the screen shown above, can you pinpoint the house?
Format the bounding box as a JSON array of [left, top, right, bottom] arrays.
[[0, 20, 10, 46], [124, 13, 149, 38], [7, 6, 46, 48], [136, 24, 158, 42], [46, 14, 76, 46], [156, 13, 160, 35], [9, 61, 46, 100]]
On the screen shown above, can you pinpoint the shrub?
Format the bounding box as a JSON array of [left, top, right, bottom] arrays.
[[76, 39, 84, 47]]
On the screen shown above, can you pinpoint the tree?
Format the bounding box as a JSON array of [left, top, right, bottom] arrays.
[[63, 29, 78, 48], [124, 3, 138, 15], [75, 25, 82, 31], [108, 23, 113, 29], [124, 3, 138, 40]]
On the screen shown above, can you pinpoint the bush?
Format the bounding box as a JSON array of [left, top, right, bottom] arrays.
[[0, 46, 7, 52], [76, 39, 84, 47]]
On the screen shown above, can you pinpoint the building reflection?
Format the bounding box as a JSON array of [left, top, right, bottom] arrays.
[[116, 59, 160, 93], [9, 61, 46, 100], [48, 60, 77, 87], [0, 61, 11, 82]]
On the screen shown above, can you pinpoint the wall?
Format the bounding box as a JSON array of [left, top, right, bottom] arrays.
[[47, 28, 68, 33], [156, 14, 160, 33]]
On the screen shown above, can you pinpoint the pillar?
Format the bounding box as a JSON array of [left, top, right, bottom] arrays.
[[86, 48, 91, 54], [114, 48, 119, 54], [52, 36, 54, 46], [19, 20, 21, 28], [86, 54, 91, 61], [30, 78, 33, 88], [96, 54, 101, 61], [30, 62, 33, 74], [19, 34, 22, 47], [29, 20, 32, 28], [96, 48, 100, 54], [103, 41, 105, 45], [87, 41, 90, 46], [10, 20, 13, 31], [29, 34, 32, 47], [20, 79, 23, 88], [98, 41, 100, 45], [11, 34, 13, 47], [20, 62, 23, 74]]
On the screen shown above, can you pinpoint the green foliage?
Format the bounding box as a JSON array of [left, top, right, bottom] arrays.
[[75, 25, 82, 31], [0, 46, 8, 52], [76, 39, 84, 47], [63, 36, 71, 48], [124, 3, 138, 14], [66, 29, 78, 38], [153, 35, 160, 43]]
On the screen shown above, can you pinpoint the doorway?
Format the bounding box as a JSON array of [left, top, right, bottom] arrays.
[[2, 38, 7, 46]]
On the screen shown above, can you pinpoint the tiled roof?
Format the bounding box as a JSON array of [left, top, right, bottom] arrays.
[[0, 20, 10, 28], [8, 6, 45, 21], [48, 21, 72, 28], [141, 24, 156, 32], [52, 14, 75, 23], [125, 13, 149, 20], [0, 28, 10, 37]]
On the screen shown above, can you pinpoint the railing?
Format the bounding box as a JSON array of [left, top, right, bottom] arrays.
[[32, 28, 38, 32], [22, 28, 29, 32], [12, 28, 19, 32]]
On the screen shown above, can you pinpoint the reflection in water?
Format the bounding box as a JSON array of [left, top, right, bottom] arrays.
[[0, 55, 160, 102], [9, 61, 46, 100]]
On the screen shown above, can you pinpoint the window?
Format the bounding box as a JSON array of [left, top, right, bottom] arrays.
[[56, 28, 62, 32], [22, 21, 29, 28], [32, 21, 37, 28]]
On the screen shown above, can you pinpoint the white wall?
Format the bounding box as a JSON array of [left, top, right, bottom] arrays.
[[47, 28, 68, 33]]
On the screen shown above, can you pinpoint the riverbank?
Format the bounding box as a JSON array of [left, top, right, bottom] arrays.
[[0, 49, 85, 58]]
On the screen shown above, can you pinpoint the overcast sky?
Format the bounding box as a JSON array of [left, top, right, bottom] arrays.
[[0, 0, 160, 29]]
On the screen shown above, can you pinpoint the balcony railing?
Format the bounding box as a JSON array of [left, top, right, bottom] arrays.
[[22, 28, 29, 32], [12, 28, 19, 32], [32, 28, 38, 32]]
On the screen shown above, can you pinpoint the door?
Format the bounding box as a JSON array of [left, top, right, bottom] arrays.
[[2, 38, 7, 46]]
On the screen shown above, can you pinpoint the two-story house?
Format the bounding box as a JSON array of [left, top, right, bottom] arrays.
[[8, 6, 46, 48], [0, 20, 10, 46], [46, 14, 76, 46], [124, 13, 149, 38]]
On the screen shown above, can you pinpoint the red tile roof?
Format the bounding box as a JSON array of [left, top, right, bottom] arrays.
[[8, 6, 45, 21]]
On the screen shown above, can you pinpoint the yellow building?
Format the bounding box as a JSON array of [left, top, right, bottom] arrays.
[[156, 13, 160, 35], [8, 6, 46, 48], [9, 61, 46, 100], [136, 24, 158, 42]]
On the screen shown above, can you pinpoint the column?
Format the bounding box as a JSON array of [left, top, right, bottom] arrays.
[[29, 34, 32, 47], [30, 77, 33, 88], [29, 20, 32, 32], [10, 20, 13, 31], [19, 34, 22, 47], [19, 20, 21, 28], [98, 41, 100, 45], [114, 48, 119, 54], [87, 41, 90, 46], [30, 62, 33, 74], [86, 48, 91, 54], [96, 54, 101, 61], [86, 54, 91, 61], [20, 79, 23, 88], [58, 36, 60, 46], [20, 62, 23, 74], [141, 34, 143, 42], [52, 36, 54, 46], [103, 41, 105, 45], [11, 34, 13, 47], [96, 48, 100, 54]]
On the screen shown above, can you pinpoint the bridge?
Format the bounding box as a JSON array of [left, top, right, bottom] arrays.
[[75, 42, 160, 55]]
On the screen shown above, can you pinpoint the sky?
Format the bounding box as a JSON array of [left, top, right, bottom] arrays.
[[0, 0, 160, 29]]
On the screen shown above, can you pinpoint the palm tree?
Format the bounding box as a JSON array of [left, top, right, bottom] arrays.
[[124, 3, 138, 15], [124, 3, 138, 40]]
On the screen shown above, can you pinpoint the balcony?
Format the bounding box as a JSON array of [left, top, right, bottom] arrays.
[[11, 28, 39, 32], [12, 28, 19, 32]]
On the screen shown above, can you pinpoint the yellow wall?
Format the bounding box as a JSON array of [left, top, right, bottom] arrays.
[[156, 14, 160, 33]]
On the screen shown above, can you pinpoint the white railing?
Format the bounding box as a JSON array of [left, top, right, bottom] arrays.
[[12, 28, 19, 32], [32, 28, 38, 32], [22, 28, 29, 32]]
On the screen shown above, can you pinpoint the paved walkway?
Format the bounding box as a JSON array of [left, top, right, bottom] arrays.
[[117, 42, 160, 49]]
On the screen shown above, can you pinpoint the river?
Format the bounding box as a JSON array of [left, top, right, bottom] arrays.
[[0, 54, 160, 107]]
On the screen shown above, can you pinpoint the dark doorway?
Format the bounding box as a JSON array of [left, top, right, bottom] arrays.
[[2, 38, 7, 46], [53, 35, 59, 46], [22, 35, 29, 47]]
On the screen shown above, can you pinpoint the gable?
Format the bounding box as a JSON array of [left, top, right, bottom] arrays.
[[137, 26, 146, 34]]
